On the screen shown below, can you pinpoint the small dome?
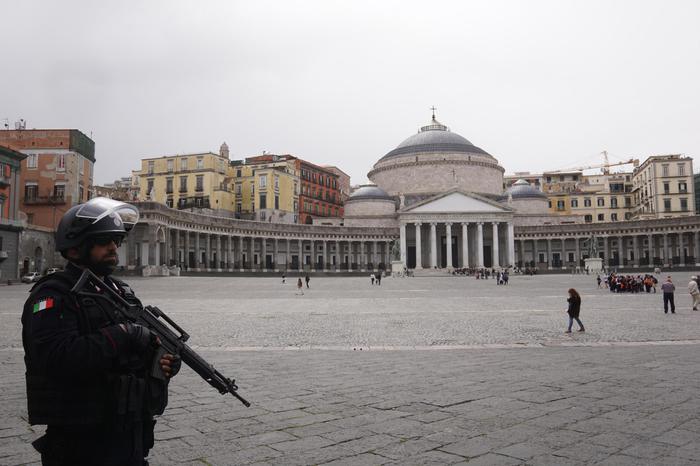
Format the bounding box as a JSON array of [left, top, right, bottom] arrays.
[[504, 179, 547, 199], [347, 184, 392, 202]]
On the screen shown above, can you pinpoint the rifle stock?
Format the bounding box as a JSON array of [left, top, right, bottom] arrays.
[[71, 269, 250, 407]]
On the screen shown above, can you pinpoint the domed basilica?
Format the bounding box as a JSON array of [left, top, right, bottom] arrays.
[[345, 112, 568, 270]]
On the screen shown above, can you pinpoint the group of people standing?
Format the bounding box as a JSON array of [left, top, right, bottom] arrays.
[[599, 273, 658, 293]]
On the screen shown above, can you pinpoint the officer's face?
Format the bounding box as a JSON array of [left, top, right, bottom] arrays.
[[87, 236, 122, 275]]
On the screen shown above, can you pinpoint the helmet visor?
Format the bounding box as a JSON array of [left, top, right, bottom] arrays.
[[75, 197, 140, 231]]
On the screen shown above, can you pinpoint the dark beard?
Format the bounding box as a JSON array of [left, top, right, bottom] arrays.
[[89, 258, 118, 276]]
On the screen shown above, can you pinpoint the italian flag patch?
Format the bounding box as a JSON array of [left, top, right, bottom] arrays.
[[33, 298, 55, 313]]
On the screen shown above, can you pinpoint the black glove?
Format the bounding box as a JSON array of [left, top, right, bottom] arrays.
[[122, 323, 158, 354], [169, 355, 182, 377]]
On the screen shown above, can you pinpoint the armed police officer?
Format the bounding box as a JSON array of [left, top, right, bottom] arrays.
[[22, 198, 180, 465]]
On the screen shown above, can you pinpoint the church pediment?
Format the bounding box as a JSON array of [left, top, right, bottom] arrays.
[[402, 191, 511, 214]]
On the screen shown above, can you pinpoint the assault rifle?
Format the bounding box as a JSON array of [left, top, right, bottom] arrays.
[[71, 268, 250, 407]]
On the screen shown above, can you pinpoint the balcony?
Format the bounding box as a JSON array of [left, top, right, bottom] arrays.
[[24, 195, 68, 205], [179, 187, 188, 193]]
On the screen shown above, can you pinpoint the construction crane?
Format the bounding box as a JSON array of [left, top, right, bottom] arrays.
[[547, 151, 639, 175]]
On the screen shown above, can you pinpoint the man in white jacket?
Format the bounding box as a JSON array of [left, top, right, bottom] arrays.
[[688, 276, 700, 311]]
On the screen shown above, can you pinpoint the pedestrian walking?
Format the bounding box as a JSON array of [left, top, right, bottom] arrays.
[[688, 276, 700, 311], [596, 274, 602, 288], [282, 272, 286, 284], [376, 272, 382, 286], [370, 273, 375, 285], [297, 277, 304, 295], [305, 274, 310, 289], [565, 288, 585, 333], [661, 276, 676, 314]]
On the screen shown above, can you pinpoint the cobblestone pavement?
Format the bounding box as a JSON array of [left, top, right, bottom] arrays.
[[2, 273, 700, 465]]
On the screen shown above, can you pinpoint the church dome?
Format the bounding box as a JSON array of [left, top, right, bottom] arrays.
[[504, 179, 547, 199], [379, 115, 491, 161], [347, 184, 392, 202]]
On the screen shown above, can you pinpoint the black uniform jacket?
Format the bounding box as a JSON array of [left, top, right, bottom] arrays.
[[21, 263, 153, 426]]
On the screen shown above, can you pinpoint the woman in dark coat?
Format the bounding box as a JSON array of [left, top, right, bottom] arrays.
[[566, 288, 585, 333]]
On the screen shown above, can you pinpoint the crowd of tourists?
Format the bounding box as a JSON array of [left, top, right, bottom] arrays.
[[600, 273, 658, 293]]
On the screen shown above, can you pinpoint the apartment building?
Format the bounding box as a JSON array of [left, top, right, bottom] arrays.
[[0, 129, 95, 229], [0, 145, 26, 279], [632, 154, 694, 220]]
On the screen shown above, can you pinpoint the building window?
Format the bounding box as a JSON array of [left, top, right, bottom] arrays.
[[625, 197, 631, 207], [274, 176, 279, 190], [584, 198, 591, 207], [294, 182, 298, 195], [196, 158, 204, 169], [235, 183, 242, 195], [679, 182, 687, 193], [548, 200, 552, 208], [195, 175, 204, 191], [584, 214, 592, 223], [167, 159, 174, 173], [166, 198, 173, 208], [610, 197, 618, 208], [663, 182, 670, 194], [179, 176, 188, 192], [556, 200, 565, 211], [625, 212, 632, 220], [236, 202, 242, 212], [27, 154, 37, 169], [597, 213, 604, 221], [53, 184, 65, 200], [681, 198, 688, 211], [79, 186, 84, 202], [251, 182, 255, 195], [662, 164, 669, 176], [25, 184, 38, 201], [146, 178, 154, 194], [259, 175, 267, 188], [597, 198, 605, 207], [181, 158, 188, 170], [294, 200, 298, 211], [570, 198, 578, 208], [678, 163, 685, 176], [259, 193, 267, 209], [166, 177, 173, 194], [57, 154, 65, 171], [147, 161, 154, 175], [664, 199, 671, 211], [274, 195, 279, 210], [236, 169, 242, 177], [611, 213, 618, 221]]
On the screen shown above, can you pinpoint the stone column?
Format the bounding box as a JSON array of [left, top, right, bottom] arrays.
[[445, 223, 453, 269], [194, 233, 200, 269], [216, 235, 222, 270], [274, 238, 279, 271], [533, 238, 538, 266], [618, 236, 624, 268], [261, 237, 267, 270], [205, 234, 211, 270], [372, 241, 378, 270], [286, 238, 291, 271], [414, 223, 422, 269], [647, 234, 653, 266], [430, 223, 438, 268], [336, 240, 341, 271], [298, 239, 303, 271], [400, 224, 407, 265], [575, 236, 580, 268], [663, 233, 669, 266], [385, 240, 391, 268], [546, 238, 552, 270], [249, 237, 255, 271], [238, 236, 244, 270], [632, 235, 639, 267], [461, 222, 469, 268], [184, 231, 190, 269], [359, 241, 365, 271], [174, 229, 180, 267], [695, 231, 700, 266], [507, 222, 515, 268], [603, 236, 609, 267], [476, 222, 484, 268], [322, 240, 327, 271], [491, 223, 499, 268], [679, 232, 685, 267]]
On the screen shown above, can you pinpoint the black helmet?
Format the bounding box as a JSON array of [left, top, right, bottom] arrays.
[[55, 197, 139, 252]]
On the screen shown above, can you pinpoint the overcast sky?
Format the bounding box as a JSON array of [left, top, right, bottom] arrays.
[[2, 0, 699, 185]]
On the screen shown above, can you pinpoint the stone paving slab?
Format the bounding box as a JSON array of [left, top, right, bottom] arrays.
[[3, 273, 700, 465], [1, 344, 700, 465]]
